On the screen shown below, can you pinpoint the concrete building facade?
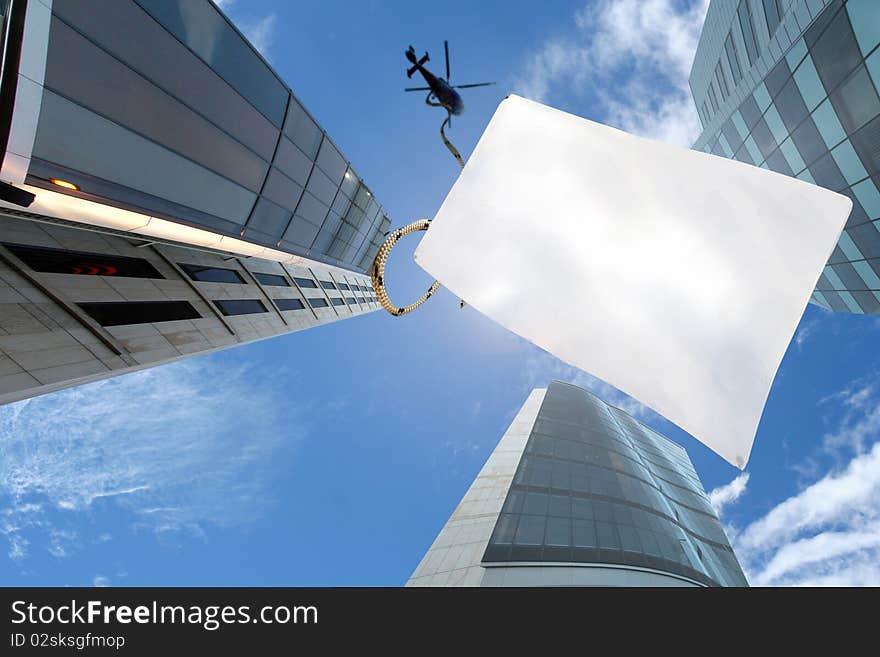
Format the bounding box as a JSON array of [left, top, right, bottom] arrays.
[[690, 0, 880, 313], [408, 382, 748, 587], [0, 214, 378, 405]]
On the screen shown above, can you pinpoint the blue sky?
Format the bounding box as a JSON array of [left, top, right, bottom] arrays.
[[2, 0, 880, 586]]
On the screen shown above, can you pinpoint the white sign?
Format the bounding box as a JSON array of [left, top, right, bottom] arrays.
[[415, 95, 851, 468]]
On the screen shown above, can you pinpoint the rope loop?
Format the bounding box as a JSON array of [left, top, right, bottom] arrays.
[[370, 219, 440, 317], [370, 113, 465, 317]]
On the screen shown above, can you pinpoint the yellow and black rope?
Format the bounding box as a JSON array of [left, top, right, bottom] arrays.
[[370, 111, 465, 317], [370, 219, 440, 316]]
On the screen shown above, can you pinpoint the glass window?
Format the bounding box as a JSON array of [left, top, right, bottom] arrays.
[[246, 197, 293, 244], [847, 0, 880, 57], [779, 137, 807, 173], [320, 280, 336, 290], [785, 38, 808, 71], [571, 498, 593, 519], [283, 96, 322, 159], [810, 5, 863, 92], [791, 116, 827, 165], [345, 296, 356, 305], [502, 490, 525, 514], [491, 515, 518, 544], [259, 169, 303, 214], [764, 61, 789, 99], [762, 0, 782, 37], [829, 66, 880, 134], [793, 55, 827, 112], [513, 515, 545, 545], [596, 521, 620, 550], [548, 494, 571, 518], [308, 297, 329, 308], [135, 0, 288, 126], [737, 0, 761, 65], [838, 289, 864, 313], [850, 114, 880, 175], [774, 78, 809, 132], [722, 120, 744, 152], [180, 264, 245, 284], [275, 298, 304, 311], [551, 460, 571, 490], [832, 140, 869, 185], [763, 105, 788, 144], [854, 260, 880, 289], [78, 300, 200, 326], [809, 152, 847, 191], [725, 32, 743, 84], [274, 137, 313, 186], [708, 82, 720, 112], [744, 135, 763, 164], [315, 138, 348, 185], [331, 298, 345, 306], [715, 62, 730, 100], [750, 116, 778, 158], [765, 149, 793, 176], [572, 519, 597, 547], [732, 110, 749, 138], [852, 179, 880, 218], [546, 517, 571, 547], [4, 243, 164, 279], [213, 299, 267, 316], [838, 231, 865, 261], [812, 98, 847, 149], [618, 525, 643, 553], [293, 276, 317, 288], [847, 223, 880, 258], [868, 49, 880, 106], [797, 168, 816, 184], [833, 261, 869, 290], [253, 271, 289, 287], [739, 94, 762, 129]]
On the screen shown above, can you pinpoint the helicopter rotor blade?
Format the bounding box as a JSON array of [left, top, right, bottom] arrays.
[[444, 40, 450, 80], [454, 82, 496, 89], [404, 86, 432, 92]]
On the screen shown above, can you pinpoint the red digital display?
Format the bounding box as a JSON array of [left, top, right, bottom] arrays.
[[68, 263, 119, 276]]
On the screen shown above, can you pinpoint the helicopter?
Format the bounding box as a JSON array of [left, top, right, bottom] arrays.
[[404, 41, 495, 124], [404, 41, 493, 310]]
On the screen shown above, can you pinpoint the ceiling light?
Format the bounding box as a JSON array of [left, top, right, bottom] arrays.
[[49, 178, 79, 191]]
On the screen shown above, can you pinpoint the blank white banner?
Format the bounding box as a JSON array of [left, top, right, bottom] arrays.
[[415, 95, 851, 468]]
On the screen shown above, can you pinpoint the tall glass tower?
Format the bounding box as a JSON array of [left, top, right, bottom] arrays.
[[690, 0, 880, 314], [0, 1, 384, 404], [407, 381, 748, 587]]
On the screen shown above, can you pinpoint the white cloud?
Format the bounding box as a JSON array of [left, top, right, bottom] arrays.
[[93, 575, 110, 587], [213, 1, 276, 58], [709, 472, 750, 516], [513, 0, 709, 147], [241, 14, 276, 57], [0, 359, 301, 563], [822, 381, 880, 455], [732, 380, 880, 586]]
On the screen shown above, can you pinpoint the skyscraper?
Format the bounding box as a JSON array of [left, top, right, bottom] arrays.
[[0, 0, 385, 404], [408, 382, 748, 587], [690, 0, 880, 314]]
